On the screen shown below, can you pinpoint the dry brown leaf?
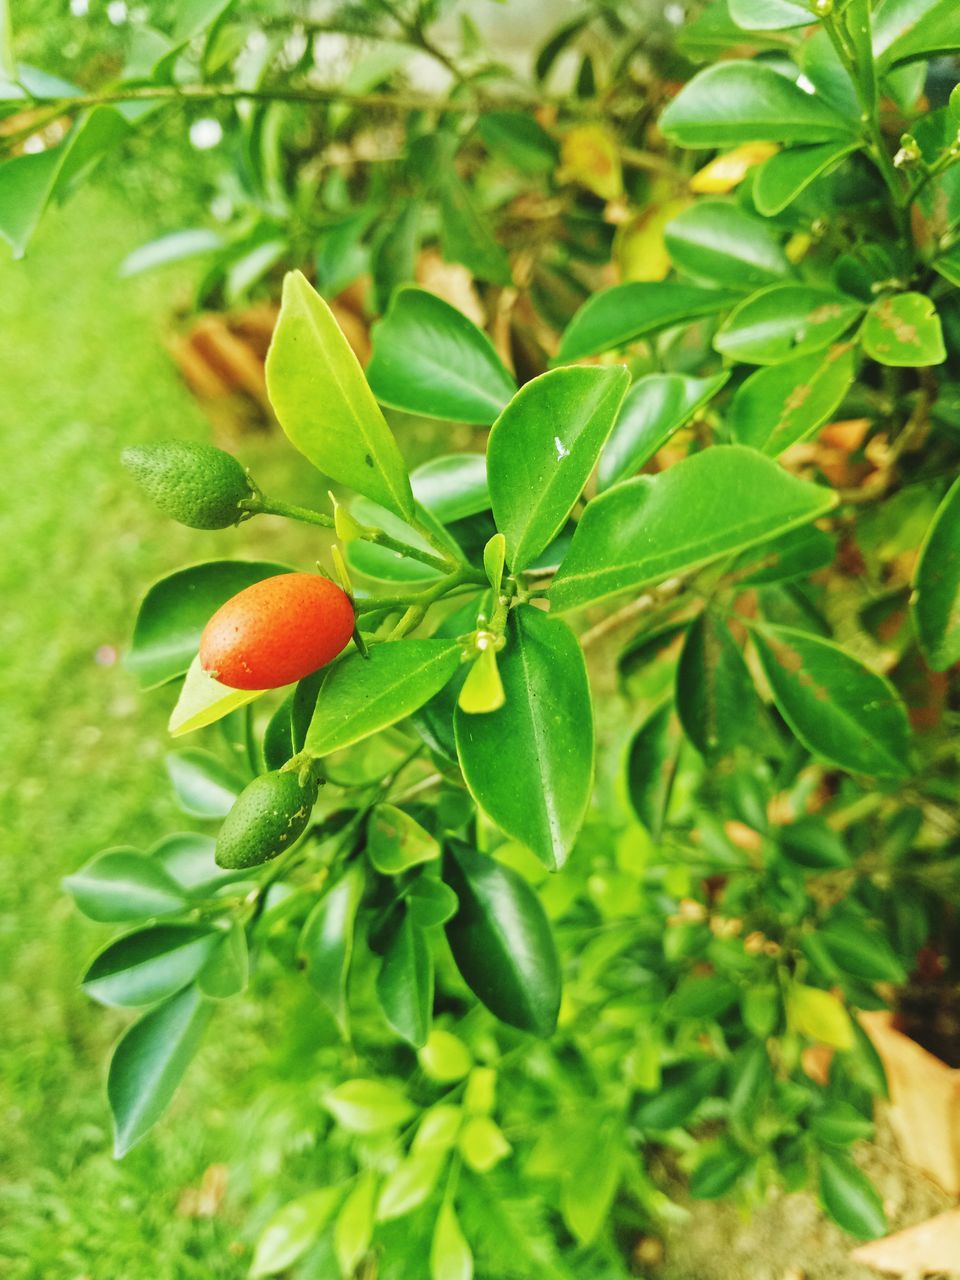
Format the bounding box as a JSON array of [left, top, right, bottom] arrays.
[[850, 1209, 960, 1276]]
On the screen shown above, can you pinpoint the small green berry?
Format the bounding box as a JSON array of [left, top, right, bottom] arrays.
[[215, 768, 320, 869], [121, 440, 256, 529]]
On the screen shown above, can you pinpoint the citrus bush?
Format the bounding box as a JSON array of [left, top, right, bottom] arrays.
[[8, 0, 960, 1274]]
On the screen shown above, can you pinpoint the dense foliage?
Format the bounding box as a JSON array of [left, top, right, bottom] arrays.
[[7, 0, 960, 1273]]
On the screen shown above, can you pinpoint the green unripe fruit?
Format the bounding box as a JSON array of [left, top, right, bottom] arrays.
[[215, 768, 320, 869], [121, 441, 256, 529]]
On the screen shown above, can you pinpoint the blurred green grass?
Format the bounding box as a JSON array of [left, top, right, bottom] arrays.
[[0, 188, 337, 1279]]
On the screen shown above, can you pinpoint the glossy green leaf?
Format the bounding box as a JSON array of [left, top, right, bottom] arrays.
[[753, 141, 859, 216], [168, 655, 265, 738], [714, 285, 863, 365], [64, 849, 187, 923], [431, 1203, 473, 1280], [250, 1189, 342, 1278], [626, 703, 684, 838], [407, 876, 460, 928], [346, 497, 450, 585], [552, 445, 837, 612], [660, 61, 856, 148], [368, 288, 516, 424], [556, 281, 738, 361], [913, 475, 960, 669], [127, 560, 289, 690], [690, 1140, 754, 1199], [411, 454, 490, 524], [377, 1145, 447, 1221], [197, 921, 248, 999], [752, 624, 912, 778], [598, 371, 729, 491], [376, 910, 434, 1047], [476, 111, 558, 172], [438, 174, 512, 287], [108, 984, 212, 1156], [818, 921, 908, 983], [265, 270, 414, 520], [306, 640, 462, 756], [83, 924, 220, 1008], [730, 345, 856, 455], [455, 606, 593, 870], [676, 612, 761, 758], [861, 292, 946, 367], [665, 200, 790, 290], [874, 0, 960, 68], [729, 0, 812, 29], [150, 832, 230, 893], [443, 840, 561, 1037], [818, 1148, 886, 1239], [299, 863, 365, 1031], [488, 365, 629, 570], [164, 749, 244, 819], [324, 1079, 415, 1133], [368, 804, 440, 874], [334, 1171, 376, 1278], [262, 692, 296, 771]]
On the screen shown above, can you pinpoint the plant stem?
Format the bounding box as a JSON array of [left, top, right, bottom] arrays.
[[257, 496, 454, 572]]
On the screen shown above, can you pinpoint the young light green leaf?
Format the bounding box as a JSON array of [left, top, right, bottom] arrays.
[[753, 141, 859, 216], [250, 1189, 342, 1278], [127, 560, 290, 690], [418, 1030, 473, 1083], [334, 1171, 377, 1278], [787, 983, 855, 1051], [913, 475, 960, 669], [83, 924, 220, 1008], [552, 445, 836, 613], [861, 292, 946, 367], [324, 1079, 415, 1133], [377, 1146, 447, 1222], [665, 200, 791, 290], [556, 281, 738, 361], [483, 532, 506, 594], [818, 1149, 887, 1239], [752, 624, 912, 778], [459, 1115, 512, 1174], [411, 454, 490, 523], [431, 1203, 473, 1280], [108, 984, 212, 1156], [458, 646, 505, 715], [368, 804, 440, 874], [598, 371, 729, 490], [368, 287, 516, 424], [660, 60, 856, 147], [443, 840, 561, 1037], [165, 749, 244, 819], [488, 365, 629, 570], [714, 285, 862, 365], [455, 606, 593, 870], [64, 849, 188, 923], [730, 345, 855, 455], [305, 640, 462, 756], [299, 863, 366, 1031], [169, 655, 265, 738], [265, 270, 414, 520], [376, 910, 434, 1047]]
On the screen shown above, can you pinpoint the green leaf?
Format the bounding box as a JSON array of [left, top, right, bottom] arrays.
[[552, 445, 837, 612], [418, 1030, 473, 1083], [676, 612, 761, 758], [64, 849, 188, 923], [371, 199, 420, 313], [635, 1060, 724, 1130], [561, 1132, 621, 1244], [818, 1148, 886, 1239], [731, 524, 836, 586], [626, 703, 684, 838], [108, 984, 212, 1157], [431, 1203, 473, 1280], [459, 1115, 511, 1173], [811, 1101, 874, 1147], [752, 624, 912, 778], [488, 366, 629, 571], [483, 533, 506, 594], [334, 1171, 377, 1278], [690, 1140, 754, 1199], [818, 922, 908, 983], [265, 270, 414, 520], [753, 141, 859, 217], [730, 345, 856, 455], [168, 655, 265, 738], [786, 983, 855, 1050], [150, 832, 229, 893], [250, 1189, 342, 1278], [0, 106, 130, 258], [476, 111, 558, 173], [874, 0, 960, 68], [660, 60, 856, 148], [118, 228, 225, 278], [665, 200, 790, 290], [443, 840, 561, 1036], [778, 817, 851, 870], [346, 497, 449, 585], [305, 640, 462, 756], [598, 372, 728, 490], [83, 925, 220, 1008], [438, 173, 512, 287], [714, 285, 862, 364], [165, 749, 244, 818], [411, 454, 490, 524], [913, 475, 960, 670], [729, 0, 812, 30], [861, 292, 946, 367], [127, 560, 289, 690], [368, 804, 440, 874], [377, 1145, 447, 1221], [324, 1079, 415, 1133], [455, 606, 593, 870], [367, 287, 516, 424], [197, 921, 248, 999], [376, 911, 434, 1047], [557, 281, 738, 361], [299, 863, 365, 1032], [0, 0, 14, 79], [407, 876, 460, 928]]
